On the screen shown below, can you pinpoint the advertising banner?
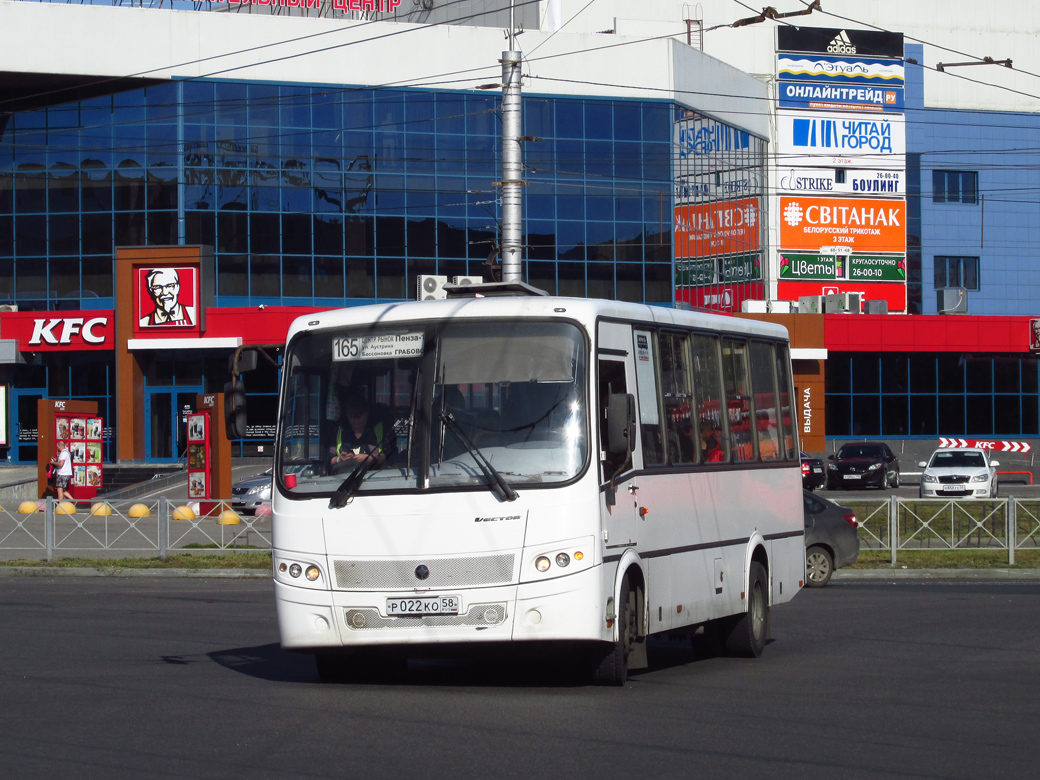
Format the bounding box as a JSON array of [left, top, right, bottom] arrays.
[[779, 196, 906, 253], [676, 283, 765, 313], [779, 252, 906, 281], [778, 280, 907, 312], [674, 112, 764, 170], [777, 167, 903, 197], [0, 310, 115, 352], [674, 170, 763, 205], [778, 27, 904, 58], [675, 198, 761, 256], [134, 265, 202, 338], [777, 110, 905, 168], [778, 54, 905, 87], [778, 81, 903, 113]]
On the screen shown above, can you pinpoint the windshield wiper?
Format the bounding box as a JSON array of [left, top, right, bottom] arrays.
[[328, 432, 399, 510], [439, 411, 518, 502]]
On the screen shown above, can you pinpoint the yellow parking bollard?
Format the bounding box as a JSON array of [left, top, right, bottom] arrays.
[[128, 503, 151, 518], [56, 501, 77, 515], [89, 503, 113, 516], [17, 500, 41, 514], [172, 505, 196, 522], [217, 510, 242, 525]]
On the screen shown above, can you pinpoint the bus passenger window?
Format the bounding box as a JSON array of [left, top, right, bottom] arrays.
[[691, 334, 728, 463], [633, 330, 664, 466], [775, 344, 797, 459], [660, 333, 696, 464], [599, 359, 628, 479], [750, 341, 781, 461], [722, 339, 756, 462]]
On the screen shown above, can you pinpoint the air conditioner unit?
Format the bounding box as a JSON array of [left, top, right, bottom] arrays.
[[452, 276, 483, 286], [824, 292, 861, 313], [0, 304, 18, 313], [767, 300, 793, 314], [740, 299, 768, 313], [938, 288, 968, 314], [798, 295, 823, 314], [864, 299, 889, 315], [417, 275, 449, 301]]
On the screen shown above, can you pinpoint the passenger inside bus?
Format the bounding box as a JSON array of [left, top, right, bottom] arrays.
[[329, 392, 388, 473], [699, 417, 725, 462]]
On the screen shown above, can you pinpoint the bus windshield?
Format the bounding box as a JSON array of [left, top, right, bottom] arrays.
[[277, 319, 588, 498]]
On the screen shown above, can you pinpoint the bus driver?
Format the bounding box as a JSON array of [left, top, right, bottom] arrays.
[[329, 393, 386, 472]]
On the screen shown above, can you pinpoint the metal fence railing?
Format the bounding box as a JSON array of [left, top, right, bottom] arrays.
[[0, 498, 270, 562], [832, 496, 1040, 565]]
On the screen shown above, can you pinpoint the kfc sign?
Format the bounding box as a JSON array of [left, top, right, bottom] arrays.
[[133, 266, 203, 338], [0, 310, 114, 351]]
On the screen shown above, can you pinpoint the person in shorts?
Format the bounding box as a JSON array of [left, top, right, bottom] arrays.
[[50, 440, 73, 501]]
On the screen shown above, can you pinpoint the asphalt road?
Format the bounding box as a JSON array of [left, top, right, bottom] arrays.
[[2, 576, 1038, 780]]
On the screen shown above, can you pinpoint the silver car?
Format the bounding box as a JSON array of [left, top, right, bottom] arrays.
[[918, 448, 1000, 499]]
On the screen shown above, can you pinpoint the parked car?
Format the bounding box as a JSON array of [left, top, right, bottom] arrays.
[[918, 448, 999, 499], [826, 442, 900, 490], [801, 451, 825, 491], [231, 469, 273, 516], [803, 490, 860, 587]]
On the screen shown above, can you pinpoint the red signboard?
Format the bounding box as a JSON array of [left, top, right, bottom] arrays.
[[0, 310, 115, 351], [134, 265, 202, 337], [675, 198, 761, 257], [938, 438, 1032, 453], [778, 280, 907, 313], [676, 282, 765, 313]]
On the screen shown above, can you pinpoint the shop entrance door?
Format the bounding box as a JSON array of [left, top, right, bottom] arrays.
[[9, 386, 46, 464], [145, 388, 204, 463]]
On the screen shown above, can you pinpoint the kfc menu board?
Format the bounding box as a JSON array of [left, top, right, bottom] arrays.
[[55, 414, 103, 498], [187, 413, 210, 499]]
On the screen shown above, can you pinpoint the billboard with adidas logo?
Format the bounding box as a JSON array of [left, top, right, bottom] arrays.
[[777, 26, 903, 58]]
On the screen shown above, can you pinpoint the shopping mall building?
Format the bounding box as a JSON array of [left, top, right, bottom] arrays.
[[0, 0, 1038, 465]]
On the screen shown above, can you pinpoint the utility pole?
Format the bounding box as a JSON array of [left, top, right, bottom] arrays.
[[499, 3, 523, 283]]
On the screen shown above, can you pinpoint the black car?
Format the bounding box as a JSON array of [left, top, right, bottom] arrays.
[[826, 441, 900, 490], [803, 490, 861, 587], [801, 451, 825, 491]]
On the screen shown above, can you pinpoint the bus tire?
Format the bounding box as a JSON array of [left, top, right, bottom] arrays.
[[592, 575, 635, 686], [723, 561, 769, 658]]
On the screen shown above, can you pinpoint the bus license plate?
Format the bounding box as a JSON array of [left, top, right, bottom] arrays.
[[386, 596, 460, 616]]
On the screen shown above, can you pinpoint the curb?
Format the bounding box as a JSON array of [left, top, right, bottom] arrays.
[[0, 567, 271, 578], [834, 568, 1040, 580]]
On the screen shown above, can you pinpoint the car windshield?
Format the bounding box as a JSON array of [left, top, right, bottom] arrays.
[[837, 445, 883, 459], [277, 318, 589, 497], [931, 451, 986, 468]]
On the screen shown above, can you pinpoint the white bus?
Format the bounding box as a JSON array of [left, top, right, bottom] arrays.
[[271, 287, 805, 685]]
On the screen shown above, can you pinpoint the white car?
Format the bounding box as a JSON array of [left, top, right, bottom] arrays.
[[918, 448, 1000, 499]]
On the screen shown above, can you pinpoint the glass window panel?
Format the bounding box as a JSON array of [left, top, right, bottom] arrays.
[[587, 262, 614, 299], [775, 344, 796, 459], [345, 216, 374, 256], [218, 212, 247, 254], [586, 141, 612, 179], [376, 257, 405, 299], [527, 261, 556, 295], [218, 254, 248, 297], [49, 258, 79, 300], [909, 355, 936, 393], [910, 395, 937, 436], [965, 395, 992, 435], [0, 173, 12, 213], [660, 333, 696, 464], [993, 358, 1019, 393], [467, 94, 497, 136], [826, 395, 851, 437], [851, 355, 880, 394], [750, 342, 781, 461], [81, 257, 112, 299], [345, 256, 374, 298], [585, 103, 611, 140], [881, 395, 909, 436], [314, 256, 345, 300], [408, 217, 436, 258], [938, 395, 964, 435], [555, 101, 583, 139], [49, 213, 78, 256], [0, 215, 11, 258], [82, 212, 113, 255], [557, 221, 584, 260], [722, 339, 754, 461], [937, 354, 963, 393], [616, 263, 642, 302], [251, 255, 280, 299], [147, 212, 176, 246], [1024, 395, 1039, 435], [377, 216, 406, 256], [1023, 360, 1038, 394], [282, 213, 312, 255], [691, 334, 727, 463], [16, 256, 46, 294], [851, 395, 880, 436], [880, 354, 908, 393], [184, 211, 214, 249], [17, 214, 46, 255], [282, 256, 312, 299], [994, 395, 1020, 435], [558, 262, 584, 297], [437, 218, 467, 258], [314, 215, 343, 256], [614, 103, 640, 141], [48, 167, 79, 212], [523, 97, 553, 138], [15, 171, 47, 213], [644, 264, 670, 302], [965, 358, 991, 393]]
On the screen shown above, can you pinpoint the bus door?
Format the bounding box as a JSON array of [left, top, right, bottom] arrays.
[[597, 321, 641, 551]]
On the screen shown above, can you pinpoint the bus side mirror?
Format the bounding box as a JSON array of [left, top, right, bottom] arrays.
[[607, 393, 635, 455], [224, 378, 246, 439]]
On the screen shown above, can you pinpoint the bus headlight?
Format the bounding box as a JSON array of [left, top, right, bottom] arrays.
[[289, 563, 302, 578], [305, 565, 321, 581], [555, 553, 570, 568], [535, 556, 551, 572]]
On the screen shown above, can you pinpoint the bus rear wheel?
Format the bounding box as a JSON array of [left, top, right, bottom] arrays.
[[592, 575, 636, 686], [722, 561, 769, 658]]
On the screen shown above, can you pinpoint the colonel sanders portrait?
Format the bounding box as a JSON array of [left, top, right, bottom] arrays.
[[139, 268, 197, 327]]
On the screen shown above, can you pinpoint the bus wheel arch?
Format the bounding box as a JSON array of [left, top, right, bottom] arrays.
[[592, 558, 647, 685]]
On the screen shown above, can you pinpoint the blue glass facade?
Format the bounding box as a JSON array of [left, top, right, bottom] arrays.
[[0, 80, 678, 310]]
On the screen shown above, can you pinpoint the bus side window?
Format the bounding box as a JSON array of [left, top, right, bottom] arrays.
[[633, 329, 664, 466], [750, 341, 781, 461], [775, 344, 797, 459], [660, 332, 696, 464], [691, 334, 728, 464], [721, 339, 756, 462], [599, 359, 629, 480]]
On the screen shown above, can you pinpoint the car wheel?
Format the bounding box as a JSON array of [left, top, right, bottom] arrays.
[[992, 480, 998, 498], [894, 471, 900, 488], [805, 546, 834, 588], [722, 562, 769, 657]]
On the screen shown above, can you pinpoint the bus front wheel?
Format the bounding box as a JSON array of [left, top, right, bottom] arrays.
[[592, 575, 636, 686], [723, 561, 769, 658]]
